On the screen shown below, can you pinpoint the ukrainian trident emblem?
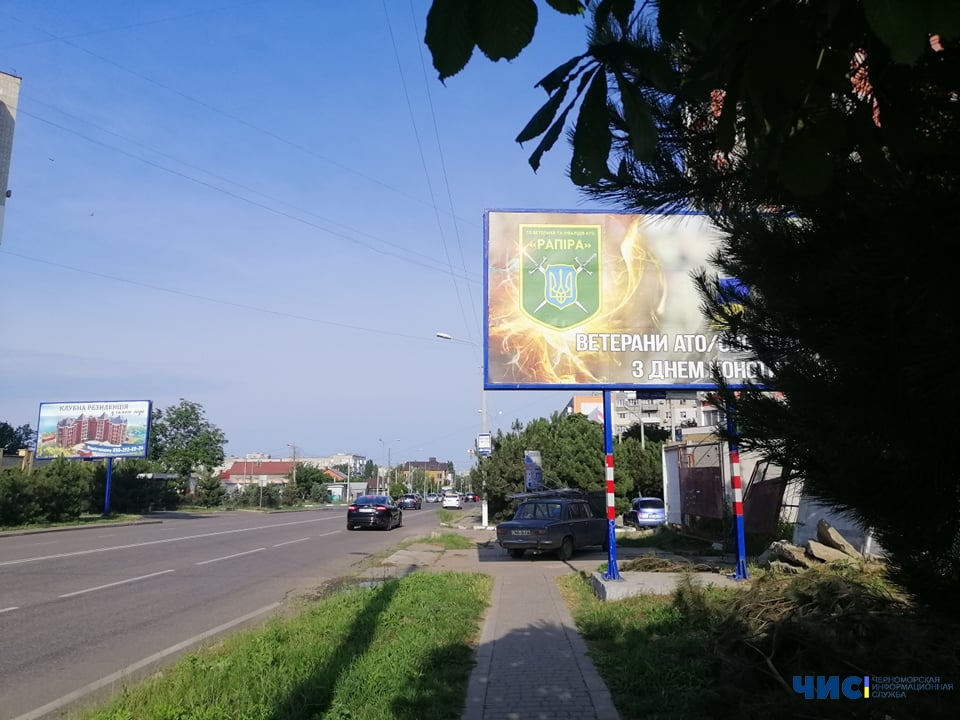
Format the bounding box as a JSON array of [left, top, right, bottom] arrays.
[[519, 224, 601, 329]]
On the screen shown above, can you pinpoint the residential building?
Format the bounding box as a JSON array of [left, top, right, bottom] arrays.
[[563, 391, 714, 439], [216, 452, 367, 479], [397, 457, 453, 486], [219, 459, 295, 492]]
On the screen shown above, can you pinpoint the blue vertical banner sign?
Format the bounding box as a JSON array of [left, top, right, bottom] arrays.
[[523, 451, 543, 491]]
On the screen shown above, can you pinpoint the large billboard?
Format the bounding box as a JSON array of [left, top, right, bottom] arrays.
[[36, 401, 153, 459], [485, 210, 766, 390]]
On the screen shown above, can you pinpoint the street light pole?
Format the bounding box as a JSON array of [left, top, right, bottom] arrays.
[[437, 331, 490, 527], [378, 438, 399, 495]]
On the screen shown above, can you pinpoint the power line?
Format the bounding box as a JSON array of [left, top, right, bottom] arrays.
[[19, 96, 479, 282], [381, 0, 473, 354], [408, 0, 482, 348], [0, 248, 437, 343], [1, 7, 481, 231], [18, 107, 480, 284], [0, 1, 265, 51]]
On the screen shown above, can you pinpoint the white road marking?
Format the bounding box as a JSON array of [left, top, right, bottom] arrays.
[[9, 602, 282, 720], [97, 534, 116, 538], [59, 569, 176, 598], [0, 606, 19, 614], [272, 537, 310, 548], [0, 516, 338, 567], [29, 540, 57, 546], [195, 548, 265, 565]]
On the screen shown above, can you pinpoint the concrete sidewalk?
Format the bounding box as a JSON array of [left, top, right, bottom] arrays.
[[375, 530, 622, 719], [369, 523, 743, 720], [455, 556, 621, 720]]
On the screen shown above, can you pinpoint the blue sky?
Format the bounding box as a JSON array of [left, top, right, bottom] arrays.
[[0, 0, 601, 471]]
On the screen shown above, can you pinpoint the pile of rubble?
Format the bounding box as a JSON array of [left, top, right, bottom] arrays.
[[758, 520, 869, 574]]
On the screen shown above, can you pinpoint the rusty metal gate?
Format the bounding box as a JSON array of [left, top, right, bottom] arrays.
[[678, 465, 725, 540]]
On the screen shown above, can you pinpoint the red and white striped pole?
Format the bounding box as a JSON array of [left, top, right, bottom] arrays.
[[602, 391, 621, 580], [727, 403, 749, 580]]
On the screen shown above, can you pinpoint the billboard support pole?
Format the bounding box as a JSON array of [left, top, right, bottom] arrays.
[[726, 402, 749, 580], [602, 390, 622, 581], [103, 457, 114, 516]]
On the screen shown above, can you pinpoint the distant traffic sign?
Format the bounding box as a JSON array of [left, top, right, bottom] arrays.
[[476, 433, 492, 456]]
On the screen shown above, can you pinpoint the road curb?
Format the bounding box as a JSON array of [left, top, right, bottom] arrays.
[[0, 519, 163, 538]]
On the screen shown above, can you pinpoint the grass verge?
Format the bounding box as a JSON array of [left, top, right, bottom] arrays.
[[412, 531, 478, 550], [80, 571, 492, 720], [559, 564, 959, 719], [616, 526, 722, 555], [0, 513, 144, 533]]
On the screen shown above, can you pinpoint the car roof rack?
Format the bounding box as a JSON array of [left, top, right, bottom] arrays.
[[505, 488, 590, 501]]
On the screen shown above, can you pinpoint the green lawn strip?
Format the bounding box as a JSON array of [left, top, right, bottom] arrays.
[[410, 531, 479, 550], [559, 566, 960, 720], [82, 572, 492, 720], [557, 573, 723, 720], [615, 527, 721, 555], [0, 513, 144, 532]]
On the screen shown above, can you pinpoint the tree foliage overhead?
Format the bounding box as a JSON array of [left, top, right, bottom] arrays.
[[148, 399, 227, 481], [426, 1, 960, 608]]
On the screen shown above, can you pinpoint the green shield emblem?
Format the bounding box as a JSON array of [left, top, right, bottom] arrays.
[[519, 224, 601, 329]]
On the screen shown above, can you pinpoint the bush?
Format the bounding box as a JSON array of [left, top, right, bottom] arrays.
[[32, 458, 91, 522], [194, 474, 226, 507], [88, 458, 173, 514], [0, 457, 92, 526], [0, 469, 39, 525]]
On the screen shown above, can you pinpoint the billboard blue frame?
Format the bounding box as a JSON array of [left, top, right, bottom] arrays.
[[36, 400, 153, 460], [483, 209, 766, 391]]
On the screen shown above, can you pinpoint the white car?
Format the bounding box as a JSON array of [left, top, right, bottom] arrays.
[[441, 493, 463, 509]]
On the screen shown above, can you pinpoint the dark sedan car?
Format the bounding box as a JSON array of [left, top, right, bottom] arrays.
[[398, 493, 421, 510], [347, 495, 402, 530], [496, 496, 608, 560]]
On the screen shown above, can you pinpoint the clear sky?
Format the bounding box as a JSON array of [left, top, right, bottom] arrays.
[[0, 0, 606, 472]]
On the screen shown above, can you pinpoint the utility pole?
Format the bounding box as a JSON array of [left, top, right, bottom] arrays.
[[288, 443, 298, 486], [479, 369, 489, 527]]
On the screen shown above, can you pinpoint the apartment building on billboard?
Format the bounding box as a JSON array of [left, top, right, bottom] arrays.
[[56, 413, 128, 447]]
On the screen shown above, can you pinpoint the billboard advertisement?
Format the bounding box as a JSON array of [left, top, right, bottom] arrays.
[[36, 400, 152, 459], [485, 210, 766, 390]]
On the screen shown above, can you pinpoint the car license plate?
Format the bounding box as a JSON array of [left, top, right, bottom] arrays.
[[513, 530, 531, 536], [360, 508, 373, 513]]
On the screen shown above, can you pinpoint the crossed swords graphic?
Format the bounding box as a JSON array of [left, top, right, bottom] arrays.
[[523, 249, 597, 313]]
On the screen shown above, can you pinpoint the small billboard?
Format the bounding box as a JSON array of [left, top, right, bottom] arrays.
[[484, 211, 765, 390], [36, 400, 152, 459], [476, 432, 492, 457]]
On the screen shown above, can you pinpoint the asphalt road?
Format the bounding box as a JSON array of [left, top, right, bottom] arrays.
[[0, 504, 447, 720]]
